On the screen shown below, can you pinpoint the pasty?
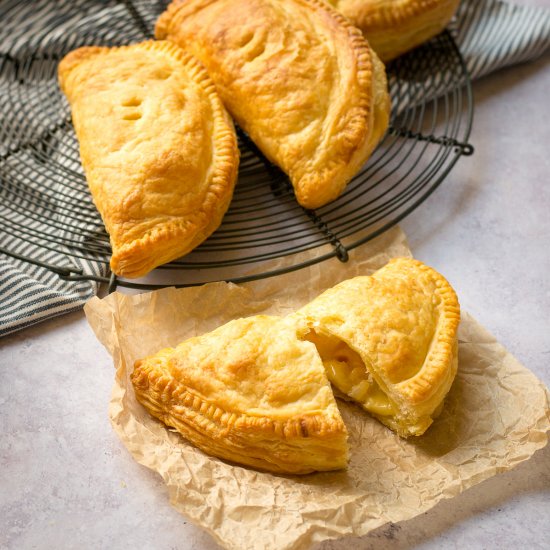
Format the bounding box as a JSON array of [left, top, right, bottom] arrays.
[[58, 41, 239, 278], [131, 315, 348, 474], [291, 258, 460, 437], [328, 0, 460, 62], [156, 0, 391, 209]]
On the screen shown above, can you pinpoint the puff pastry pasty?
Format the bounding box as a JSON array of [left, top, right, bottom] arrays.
[[291, 258, 460, 437], [131, 315, 348, 474], [328, 0, 460, 62], [156, 0, 391, 209], [58, 41, 239, 278]]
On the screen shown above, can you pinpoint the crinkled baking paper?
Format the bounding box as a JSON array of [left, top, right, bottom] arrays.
[[85, 226, 549, 550]]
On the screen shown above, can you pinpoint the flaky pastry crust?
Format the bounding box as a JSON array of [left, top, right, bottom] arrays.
[[58, 41, 239, 278], [156, 0, 390, 209], [131, 315, 348, 474], [292, 258, 460, 437], [328, 0, 460, 61]]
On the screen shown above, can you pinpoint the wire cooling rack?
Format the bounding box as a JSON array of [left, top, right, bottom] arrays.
[[0, 0, 473, 291]]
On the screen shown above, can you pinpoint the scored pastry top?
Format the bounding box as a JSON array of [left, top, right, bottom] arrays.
[[156, 0, 390, 209], [59, 40, 239, 278]]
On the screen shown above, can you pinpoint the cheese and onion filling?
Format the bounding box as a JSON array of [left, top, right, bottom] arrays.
[[305, 330, 396, 416]]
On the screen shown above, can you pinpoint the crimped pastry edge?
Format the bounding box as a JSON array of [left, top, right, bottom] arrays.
[[132, 357, 348, 439], [381, 258, 460, 407], [130, 258, 460, 465], [295, 0, 375, 183], [131, 354, 349, 474], [334, 0, 460, 61], [292, 257, 460, 436], [291, 0, 380, 208], [366, 258, 460, 436], [58, 40, 239, 279], [335, 0, 457, 30], [156, 0, 390, 210]]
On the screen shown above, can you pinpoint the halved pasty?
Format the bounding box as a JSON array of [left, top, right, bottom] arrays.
[[156, 0, 391, 209], [328, 0, 460, 62], [131, 315, 348, 474], [58, 41, 239, 278], [291, 258, 460, 437]]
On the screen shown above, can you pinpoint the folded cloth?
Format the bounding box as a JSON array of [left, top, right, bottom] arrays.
[[0, 0, 549, 337], [452, 0, 550, 79]]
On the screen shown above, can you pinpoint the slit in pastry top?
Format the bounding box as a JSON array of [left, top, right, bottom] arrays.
[[58, 41, 239, 278], [156, 0, 391, 209]]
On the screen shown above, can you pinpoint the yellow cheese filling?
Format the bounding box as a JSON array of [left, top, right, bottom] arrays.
[[304, 331, 396, 416]]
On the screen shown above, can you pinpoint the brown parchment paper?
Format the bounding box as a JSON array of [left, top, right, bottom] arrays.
[[84, 226, 550, 550]]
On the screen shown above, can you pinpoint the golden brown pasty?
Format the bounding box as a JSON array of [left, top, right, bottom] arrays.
[[156, 0, 391, 209], [291, 258, 460, 437], [131, 315, 348, 474], [328, 0, 460, 62], [58, 41, 239, 278]]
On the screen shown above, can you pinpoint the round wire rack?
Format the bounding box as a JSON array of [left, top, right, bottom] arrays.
[[0, 0, 474, 291]]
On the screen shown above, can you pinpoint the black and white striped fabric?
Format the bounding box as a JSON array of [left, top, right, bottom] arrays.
[[453, 0, 550, 79], [0, 0, 549, 337], [0, 0, 131, 337]]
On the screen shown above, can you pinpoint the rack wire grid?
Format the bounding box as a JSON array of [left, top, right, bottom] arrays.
[[0, 0, 474, 292]]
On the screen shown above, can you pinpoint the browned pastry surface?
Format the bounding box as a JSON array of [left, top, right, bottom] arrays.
[[292, 257, 460, 437], [58, 41, 239, 278], [328, 0, 460, 61], [156, 0, 390, 209], [132, 259, 460, 473], [132, 315, 349, 474]]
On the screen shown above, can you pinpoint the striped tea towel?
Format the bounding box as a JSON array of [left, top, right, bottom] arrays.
[[0, 0, 549, 337], [453, 0, 550, 78]]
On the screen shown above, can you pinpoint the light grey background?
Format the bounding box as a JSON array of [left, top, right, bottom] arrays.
[[1, 1, 549, 549]]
